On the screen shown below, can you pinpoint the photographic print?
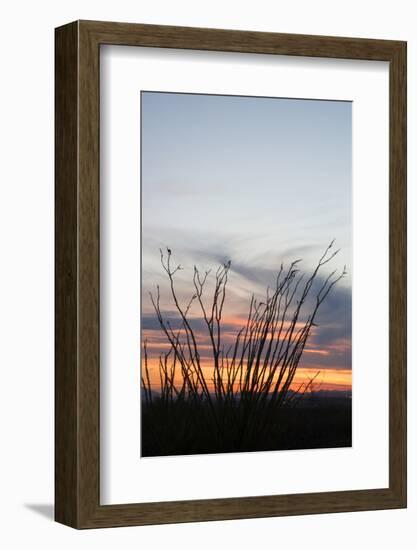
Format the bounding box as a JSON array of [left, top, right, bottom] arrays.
[[55, 21, 406, 527], [140, 91, 352, 458]]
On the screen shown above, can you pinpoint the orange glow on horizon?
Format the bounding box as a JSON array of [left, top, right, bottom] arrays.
[[141, 313, 351, 393], [141, 355, 351, 393]]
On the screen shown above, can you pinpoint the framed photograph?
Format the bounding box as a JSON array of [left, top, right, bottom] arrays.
[[55, 20, 407, 528]]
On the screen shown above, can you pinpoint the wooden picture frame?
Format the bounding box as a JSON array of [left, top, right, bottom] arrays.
[[55, 20, 407, 529]]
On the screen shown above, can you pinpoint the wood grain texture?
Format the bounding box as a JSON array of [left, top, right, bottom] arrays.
[[55, 20, 407, 529], [388, 41, 407, 504], [55, 21, 79, 527]]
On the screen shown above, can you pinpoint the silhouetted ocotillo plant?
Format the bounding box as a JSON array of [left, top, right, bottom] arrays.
[[141, 241, 346, 450]]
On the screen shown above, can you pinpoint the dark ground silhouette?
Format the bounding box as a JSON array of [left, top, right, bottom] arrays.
[[142, 392, 351, 457]]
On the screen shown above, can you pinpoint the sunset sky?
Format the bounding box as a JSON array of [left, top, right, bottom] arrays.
[[141, 91, 352, 392]]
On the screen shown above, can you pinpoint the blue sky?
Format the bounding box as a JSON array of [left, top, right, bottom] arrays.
[[141, 91, 352, 378]]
